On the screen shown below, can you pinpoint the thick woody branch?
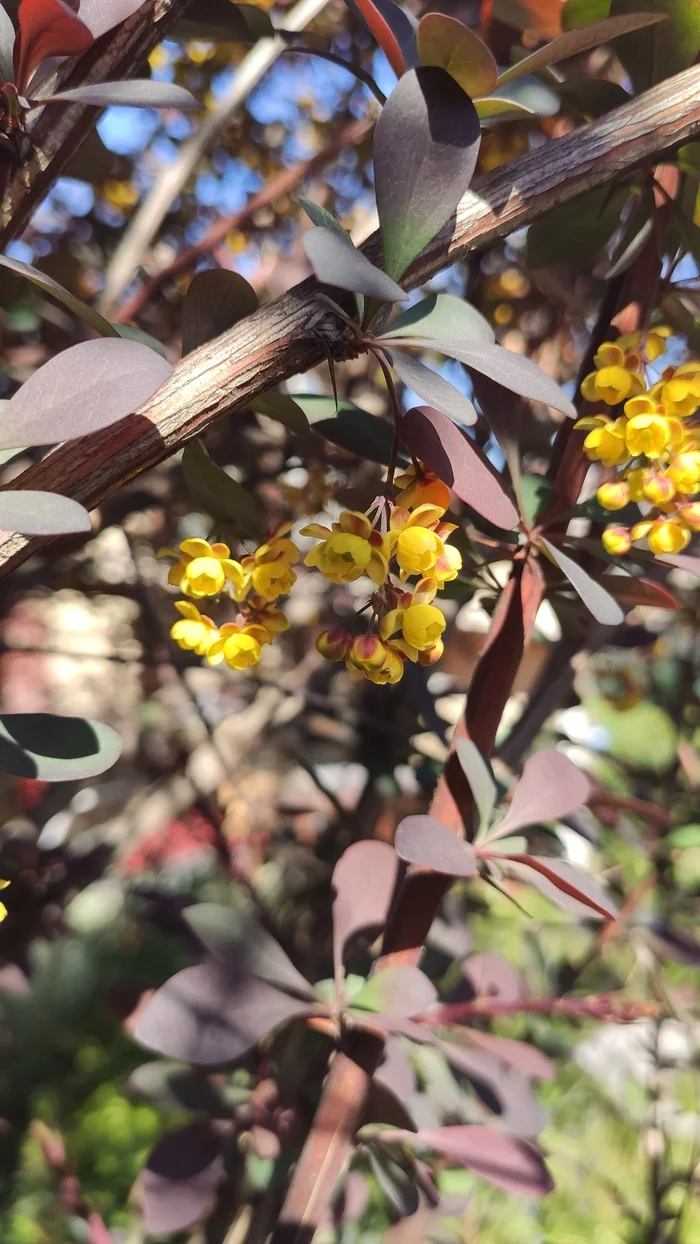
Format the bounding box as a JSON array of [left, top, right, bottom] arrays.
[[2, 63, 700, 582], [0, 0, 195, 247]]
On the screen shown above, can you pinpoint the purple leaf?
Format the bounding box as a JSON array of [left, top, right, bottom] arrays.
[[436, 1042, 546, 1137], [183, 903, 318, 1001], [464, 1030, 555, 1081], [38, 79, 201, 109], [363, 1079, 417, 1131], [0, 252, 118, 337], [134, 962, 313, 1065], [182, 270, 259, 356], [502, 855, 617, 921], [485, 749, 592, 843], [367, 1146, 420, 1219], [0, 339, 172, 449], [351, 965, 437, 1017], [469, 372, 525, 515], [350, 0, 418, 77], [332, 840, 398, 974], [540, 538, 624, 625], [303, 226, 407, 303], [388, 349, 477, 426], [375, 1037, 417, 1101], [452, 342, 576, 417], [463, 952, 523, 1003], [395, 815, 477, 877], [398, 405, 519, 530], [75, 0, 146, 38], [0, 491, 91, 536], [142, 1122, 223, 1235], [345, 1011, 435, 1044], [388, 1126, 553, 1195], [379, 292, 494, 346], [660, 553, 700, 578], [374, 66, 480, 281]]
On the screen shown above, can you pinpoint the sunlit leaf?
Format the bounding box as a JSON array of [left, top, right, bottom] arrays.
[[379, 292, 494, 347], [113, 322, 168, 357], [474, 96, 536, 118], [250, 391, 309, 435], [332, 840, 398, 974], [388, 349, 477, 426], [299, 197, 350, 237], [433, 339, 575, 416], [351, 965, 437, 1017], [611, 0, 700, 90], [541, 538, 624, 624], [383, 1126, 553, 1195], [463, 1029, 556, 1081], [142, 1123, 223, 1235], [0, 339, 172, 449], [181, 269, 258, 356], [417, 14, 498, 97], [348, 0, 417, 78], [0, 490, 91, 535], [134, 962, 313, 1064], [374, 66, 480, 281], [182, 440, 263, 541], [303, 226, 406, 303], [183, 903, 318, 1001], [395, 815, 477, 876], [1, 7, 17, 86], [502, 854, 618, 920], [0, 713, 121, 780], [38, 79, 201, 110], [562, 0, 610, 29], [75, 0, 147, 38], [436, 1042, 547, 1136], [484, 748, 591, 842], [398, 405, 520, 530], [14, 0, 93, 90], [455, 739, 497, 836], [0, 252, 118, 336], [496, 10, 667, 86]]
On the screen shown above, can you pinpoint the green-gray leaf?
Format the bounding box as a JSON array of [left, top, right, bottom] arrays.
[[182, 440, 263, 541], [0, 714, 122, 780]]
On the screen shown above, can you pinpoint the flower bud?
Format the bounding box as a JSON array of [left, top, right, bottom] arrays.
[[678, 502, 700, 532], [601, 525, 631, 556], [641, 473, 675, 506], [596, 480, 630, 511], [647, 519, 691, 557], [316, 628, 351, 662], [347, 634, 387, 671]]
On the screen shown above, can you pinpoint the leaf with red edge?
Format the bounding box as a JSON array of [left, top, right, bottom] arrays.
[[374, 66, 481, 282], [351, 965, 437, 1018], [395, 815, 477, 877], [382, 1126, 553, 1195], [417, 14, 498, 97], [0, 339, 172, 449], [348, 0, 416, 79], [598, 574, 679, 610], [503, 854, 618, 920], [142, 1123, 224, 1236], [134, 962, 315, 1065], [332, 840, 398, 974], [541, 538, 624, 625], [484, 749, 591, 844], [398, 405, 519, 530], [14, 0, 93, 91]]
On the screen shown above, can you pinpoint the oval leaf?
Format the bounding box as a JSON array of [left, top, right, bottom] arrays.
[[39, 80, 201, 109], [449, 341, 576, 417], [350, 0, 417, 78], [464, 951, 524, 1003], [251, 391, 309, 435], [374, 66, 481, 281], [455, 739, 497, 836], [504, 854, 618, 920], [0, 490, 91, 535], [182, 440, 263, 540], [475, 96, 535, 118], [391, 1125, 553, 1195], [0, 339, 172, 449], [183, 902, 318, 1001], [182, 269, 258, 355], [303, 226, 406, 303], [436, 1042, 546, 1136], [312, 409, 398, 465], [134, 962, 312, 1065], [0, 7, 15, 84], [14, 0, 93, 90], [351, 964, 437, 1017], [395, 815, 477, 877], [332, 840, 398, 973], [597, 574, 678, 610], [486, 748, 591, 842], [126, 1059, 234, 1115], [389, 349, 476, 426], [463, 1030, 556, 1081], [0, 713, 121, 780], [417, 14, 498, 97], [143, 1123, 223, 1236], [398, 405, 519, 530], [74, 0, 147, 38], [496, 11, 668, 86], [541, 538, 624, 625], [379, 292, 494, 347]]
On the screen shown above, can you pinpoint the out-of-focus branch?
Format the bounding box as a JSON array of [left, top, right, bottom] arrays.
[[0, 0, 195, 247], [98, 0, 332, 315], [112, 115, 374, 323], [3, 64, 700, 584], [431, 993, 661, 1025]]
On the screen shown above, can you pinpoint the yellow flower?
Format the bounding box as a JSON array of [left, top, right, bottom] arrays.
[[678, 501, 700, 532], [641, 473, 675, 506], [625, 414, 675, 459], [644, 326, 671, 362], [593, 342, 625, 369], [577, 416, 629, 467], [660, 375, 700, 417], [238, 529, 300, 600], [597, 480, 630, 511], [433, 544, 462, 585], [207, 625, 262, 670], [401, 603, 446, 652], [601, 525, 631, 556], [0, 879, 9, 923], [364, 645, 404, 685], [594, 365, 644, 405], [667, 451, 700, 494], [170, 601, 219, 655], [389, 504, 446, 579], [245, 596, 290, 636], [167, 539, 245, 599], [302, 511, 388, 585], [394, 464, 451, 511], [647, 519, 691, 556]]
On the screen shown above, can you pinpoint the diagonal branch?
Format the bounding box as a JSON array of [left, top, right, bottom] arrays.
[[0, 0, 195, 246], [2, 63, 700, 584]]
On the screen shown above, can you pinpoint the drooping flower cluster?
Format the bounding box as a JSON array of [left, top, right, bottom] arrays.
[[161, 527, 297, 670], [307, 466, 461, 686], [576, 328, 700, 557]]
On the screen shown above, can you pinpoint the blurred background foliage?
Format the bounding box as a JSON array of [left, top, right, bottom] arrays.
[[1, 0, 700, 1240]]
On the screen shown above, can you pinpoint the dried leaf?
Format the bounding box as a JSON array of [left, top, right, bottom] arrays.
[[351, 965, 437, 1017], [374, 66, 480, 281], [183, 903, 318, 1001], [496, 10, 667, 86], [303, 226, 407, 303], [385, 1126, 553, 1195], [541, 538, 624, 625], [332, 840, 399, 973], [0, 490, 91, 536], [182, 270, 258, 355], [142, 1123, 223, 1235], [39, 79, 201, 109], [388, 349, 477, 426], [0, 339, 171, 449], [398, 405, 519, 530], [395, 815, 477, 877], [134, 962, 312, 1065], [485, 749, 591, 843], [0, 713, 121, 780]]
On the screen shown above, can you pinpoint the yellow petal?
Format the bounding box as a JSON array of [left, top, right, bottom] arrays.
[[180, 537, 213, 558]]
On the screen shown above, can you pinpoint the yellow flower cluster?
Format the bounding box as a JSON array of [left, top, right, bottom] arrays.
[[0, 878, 9, 923], [576, 329, 700, 557], [162, 528, 296, 670], [307, 466, 460, 686]]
